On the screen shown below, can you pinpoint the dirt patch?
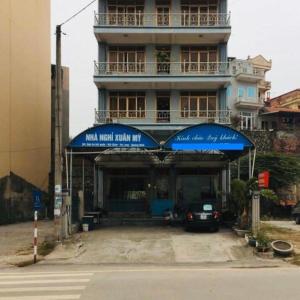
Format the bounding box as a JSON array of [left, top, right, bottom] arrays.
[[261, 223, 300, 265]]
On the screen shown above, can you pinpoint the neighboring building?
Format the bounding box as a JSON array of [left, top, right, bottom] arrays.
[[228, 55, 272, 130], [0, 0, 51, 223], [261, 89, 300, 132]]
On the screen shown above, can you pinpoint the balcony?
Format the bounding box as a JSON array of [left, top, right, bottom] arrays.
[[231, 64, 265, 83], [94, 61, 230, 89], [94, 12, 231, 44], [235, 97, 265, 110], [258, 80, 271, 91], [95, 109, 232, 129]]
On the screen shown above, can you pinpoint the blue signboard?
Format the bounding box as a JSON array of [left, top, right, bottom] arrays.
[[33, 190, 42, 211], [68, 124, 160, 149], [164, 123, 254, 152]]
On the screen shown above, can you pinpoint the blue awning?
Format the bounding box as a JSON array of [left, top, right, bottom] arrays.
[[164, 123, 255, 158], [68, 124, 160, 150]]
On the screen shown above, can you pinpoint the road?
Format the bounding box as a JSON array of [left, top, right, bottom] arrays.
[[0, 265, 299, 300]]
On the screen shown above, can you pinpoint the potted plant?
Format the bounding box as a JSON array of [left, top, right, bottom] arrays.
[[156, 50, 170, 74], [255, 230, 271, 252], [245, 232, 257, 247]]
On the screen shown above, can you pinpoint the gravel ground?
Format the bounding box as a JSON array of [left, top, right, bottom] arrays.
[[0, 220, 54, 267], [263, 221, 300, 232]]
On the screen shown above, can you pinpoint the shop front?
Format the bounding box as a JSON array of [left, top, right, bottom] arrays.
[[66, 123, 255, 220]]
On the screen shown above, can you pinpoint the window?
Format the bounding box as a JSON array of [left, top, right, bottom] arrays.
[[238, 87, 244, 98], [247, 87, 256, 98], [261, 121, 269, 131], [180, 92, 217, 118], [108, 1, 144, 26], [108, 46, 145, 73], [156, 1, 170, 26], [181, 0, 219, 26], [109, 92, 146, 118], [181, 46, 218, 73], [240, 112, 256, 130], [227, 85, 232, 97]]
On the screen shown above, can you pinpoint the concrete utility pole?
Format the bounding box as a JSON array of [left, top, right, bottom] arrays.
[[54, 25, 66, 240]]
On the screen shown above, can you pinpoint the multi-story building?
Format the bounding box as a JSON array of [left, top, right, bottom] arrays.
[[0, 0, 51, 223], [228, 55, 272, 130], [94, 0, 231, 135], [87, 0, 235, 214], [66, 0, 256, 219]]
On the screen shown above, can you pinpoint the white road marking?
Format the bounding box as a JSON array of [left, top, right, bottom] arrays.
[[0, 273, 93, 280], [0, 286, 86, 293], [0, 279, 90, 285], [0, 295, 80, 300]]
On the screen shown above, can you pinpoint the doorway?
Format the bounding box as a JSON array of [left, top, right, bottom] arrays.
[[156, 95, 170, 122]]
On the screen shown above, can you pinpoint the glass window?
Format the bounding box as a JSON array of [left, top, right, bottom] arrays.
[[109, 92, 145, 118], [180, 92, 217, 118], [238, 87, 244, 98], [226, 85, 232, 97], [247, 87, 256, 98]]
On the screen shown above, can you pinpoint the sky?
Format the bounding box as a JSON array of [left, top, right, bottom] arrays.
[[51, 0, 300, 137]]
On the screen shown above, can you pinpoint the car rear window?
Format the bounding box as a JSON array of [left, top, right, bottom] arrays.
[[189, 203, 214, 211]]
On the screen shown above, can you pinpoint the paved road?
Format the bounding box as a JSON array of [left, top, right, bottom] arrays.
[[0, 265, 299, 300]]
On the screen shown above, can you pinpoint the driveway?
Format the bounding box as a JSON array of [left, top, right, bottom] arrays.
[[44, 226, 279, 266]]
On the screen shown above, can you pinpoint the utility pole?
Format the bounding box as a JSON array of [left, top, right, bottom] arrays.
[[54, 25, 65, 241]]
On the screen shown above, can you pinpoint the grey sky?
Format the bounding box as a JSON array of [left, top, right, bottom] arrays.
[[51, 0, 300, 136]]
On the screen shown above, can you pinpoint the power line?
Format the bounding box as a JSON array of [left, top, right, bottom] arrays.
[[60, 0, 97, 26]]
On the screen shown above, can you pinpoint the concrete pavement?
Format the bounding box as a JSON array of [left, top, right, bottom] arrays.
[[43, 226, 261, 265], [0, 265, 299, 300]]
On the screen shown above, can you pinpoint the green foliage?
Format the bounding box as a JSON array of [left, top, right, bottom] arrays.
[[256, 230, 271, 248], [260, 189, 279, 204], [231, 179, 247, 215], [232, 153, 300, 191]]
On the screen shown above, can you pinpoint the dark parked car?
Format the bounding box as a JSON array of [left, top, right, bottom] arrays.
[[185, 202, 221, 232], [292, 202, 300, 224]]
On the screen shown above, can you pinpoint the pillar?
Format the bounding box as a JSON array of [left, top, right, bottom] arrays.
[[169, 166, 177, 203], [221, 169, 227, 208], [171, 0, 181, 26], [98, 169, 104, 209]]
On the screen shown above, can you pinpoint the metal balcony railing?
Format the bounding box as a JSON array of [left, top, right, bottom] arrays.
[[95, 110, 232, 125], [94, 12, 231, 27], [94, 62, 229, 76]]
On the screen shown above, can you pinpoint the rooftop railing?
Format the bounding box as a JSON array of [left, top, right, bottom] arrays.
[[94, 12, 231, 27], [95, 110, 232, 125], [94, 62, 229, 76]]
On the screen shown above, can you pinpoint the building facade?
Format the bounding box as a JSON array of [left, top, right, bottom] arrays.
[[0, 0, 51, 223], [228, 55, 272, 131], [83, 0, 238, 215]]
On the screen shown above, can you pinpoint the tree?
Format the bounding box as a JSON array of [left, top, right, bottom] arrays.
[[232, 153, 300, 192]]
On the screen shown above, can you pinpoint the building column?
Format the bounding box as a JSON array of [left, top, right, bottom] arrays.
[[98, 0, 107, 14], [171, 0, 181, 26], [170, 45, 181, 74], [98, 88, 106, 111], [169, 166, 177, 203], [97, 168, 104, 209], [221, 169, 227, 208], [144, 1, 155, 26]]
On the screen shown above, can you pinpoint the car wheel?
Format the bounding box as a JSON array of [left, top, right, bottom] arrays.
[[295, 216, 300, 225]]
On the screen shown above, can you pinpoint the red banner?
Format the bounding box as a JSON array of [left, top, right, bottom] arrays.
[[258, 171, 270, 189]]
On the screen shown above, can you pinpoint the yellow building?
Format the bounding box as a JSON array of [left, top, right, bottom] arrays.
[[0, 0, 50, 223]]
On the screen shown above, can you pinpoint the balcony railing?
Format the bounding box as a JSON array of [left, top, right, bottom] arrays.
[[232, 66, 265, 78], [94, 12, 231, 27], [94, 62, 229, 76], [95, 110, 232, 125]]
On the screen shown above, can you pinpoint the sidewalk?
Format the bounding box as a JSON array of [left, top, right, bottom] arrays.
[[0, 220, 54, 268]]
